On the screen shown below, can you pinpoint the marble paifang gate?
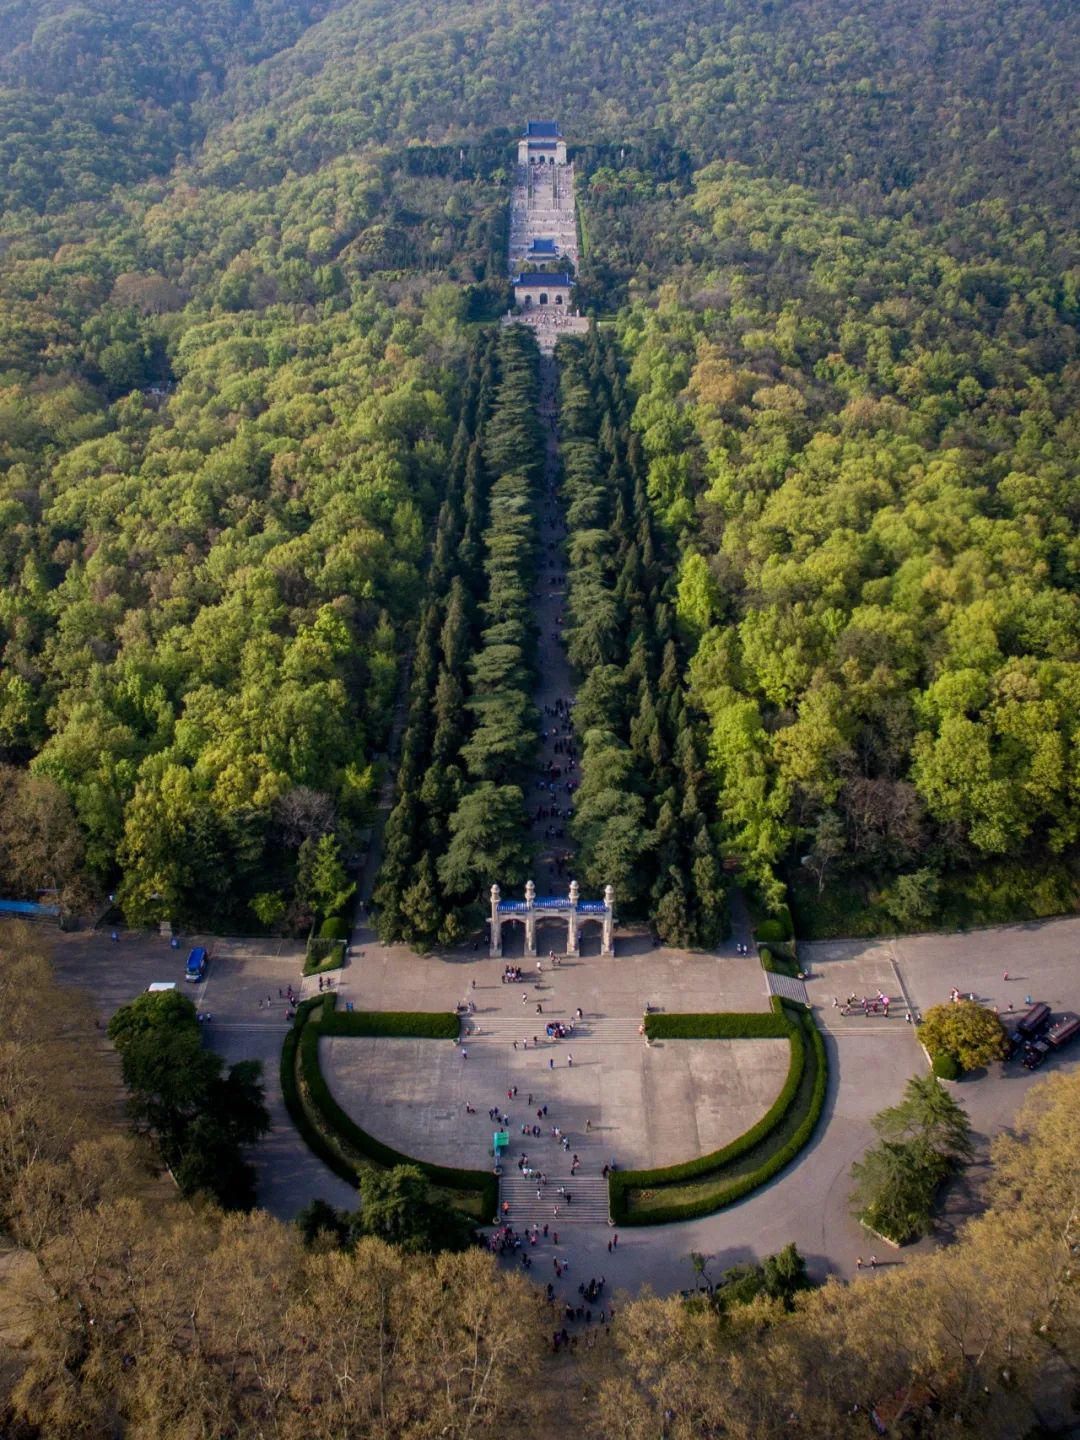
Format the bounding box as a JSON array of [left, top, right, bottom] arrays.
[[489, 879, 615, 957]]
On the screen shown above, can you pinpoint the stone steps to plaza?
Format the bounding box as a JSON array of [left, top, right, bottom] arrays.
[[498, 1171, 610, 1227]]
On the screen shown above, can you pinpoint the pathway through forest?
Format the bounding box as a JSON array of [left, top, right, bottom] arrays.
[[527, 355, 579, 888]]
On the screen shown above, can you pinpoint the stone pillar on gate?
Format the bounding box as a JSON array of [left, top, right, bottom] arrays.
[[566, 879, 580, 956], [602, 884, 616, 956], [524, 879, 537, 958], [489, 884, 502, 958]]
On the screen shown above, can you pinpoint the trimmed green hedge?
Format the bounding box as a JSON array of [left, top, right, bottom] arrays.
[[281, 996, 497, 1217], [318, 916, 350, 941], [279, 998, 359, 1187], [931, 1051, 961, 1080], [755, 918, 787, 944], [319, 1008, 459, 1040], [610, 1003, 828, 1225], [304, 935, 346, 976], [759, 946, 801, 980], [644, 1010, 792, 1040]]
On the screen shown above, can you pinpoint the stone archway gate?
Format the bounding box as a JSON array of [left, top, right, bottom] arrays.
[[489, 879, 614, 957]]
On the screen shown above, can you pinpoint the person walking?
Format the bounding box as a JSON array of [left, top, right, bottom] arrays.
[[856, 1256, 863, 1271], [869, 1254, 877, 1270]]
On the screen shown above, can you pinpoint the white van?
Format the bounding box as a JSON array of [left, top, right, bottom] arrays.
[[145, 982, 177, 993]]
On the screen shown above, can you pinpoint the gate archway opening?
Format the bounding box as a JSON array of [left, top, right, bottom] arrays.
[[577, 917, 605, 956], [499, 916, 526, 957]]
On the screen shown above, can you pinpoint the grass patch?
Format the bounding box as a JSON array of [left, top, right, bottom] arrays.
[[280, 996, 495, 1221], [611, 1002, 827, 1225], [303, 938, 346, 976]]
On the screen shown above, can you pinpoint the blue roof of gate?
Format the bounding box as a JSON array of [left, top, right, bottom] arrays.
[[529, 237, 558, 254], [496, 897, 608, 913], [526, 120, 560, 137]]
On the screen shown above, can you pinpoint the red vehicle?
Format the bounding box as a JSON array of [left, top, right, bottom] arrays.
[[1022, 1011, 1079, 1070]]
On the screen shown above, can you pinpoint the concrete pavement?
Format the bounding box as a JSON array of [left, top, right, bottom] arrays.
[[39, 907, 1080, 1309]]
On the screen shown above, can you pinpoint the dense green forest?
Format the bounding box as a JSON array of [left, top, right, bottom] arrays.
[[594, 166, 1080, 932], [0, 0, 1076, 932], [557, 327, 727, 943], [373, 327, 541, 945]]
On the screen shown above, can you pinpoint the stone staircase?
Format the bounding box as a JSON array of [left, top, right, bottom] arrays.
[[765, 972, 809, 1006], [499, 1170, 610, 1227]]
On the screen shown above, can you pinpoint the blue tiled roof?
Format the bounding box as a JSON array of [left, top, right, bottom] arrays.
[[512, 273, 572, 288], [526, 120, 560, 137], [529, 238, 557, 254], [496, 896, 609, 913]]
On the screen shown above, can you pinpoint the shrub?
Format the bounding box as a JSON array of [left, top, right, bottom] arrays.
[[318, 1008, 459, 1040], [279, 1019, 360, 1186], [931, 1051, 961, 1080], [645, 1010, 792, 1041], [318, 916, 350, 941], [304, 931, 346, 976], [755, 918, 787, 944], [919, 1001, 1008, 1071]]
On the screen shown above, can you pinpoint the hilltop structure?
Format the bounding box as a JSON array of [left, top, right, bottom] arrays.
[[512, 273, 573, 309], [505, 119, 588, 351], [517, 118, 568, 166]]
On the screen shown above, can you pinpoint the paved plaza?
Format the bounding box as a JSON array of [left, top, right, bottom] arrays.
[[322, 1018, 788, 1176], [36, 907, 1080, 1307]]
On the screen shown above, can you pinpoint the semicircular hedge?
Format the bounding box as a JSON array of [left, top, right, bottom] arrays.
[[280, 993, 497, 1218], [610, 999, 828, 1225]]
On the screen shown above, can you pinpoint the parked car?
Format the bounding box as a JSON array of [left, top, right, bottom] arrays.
[[185, 946, 207, 982]]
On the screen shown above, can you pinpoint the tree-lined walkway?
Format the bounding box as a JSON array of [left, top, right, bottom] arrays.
[[524, 356, 579, 893]]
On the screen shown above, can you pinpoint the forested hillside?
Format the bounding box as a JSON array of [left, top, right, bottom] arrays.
[[0, 0, 340, 211], [595, 165, 1080, 934], [0, 0, 1077, 932]]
